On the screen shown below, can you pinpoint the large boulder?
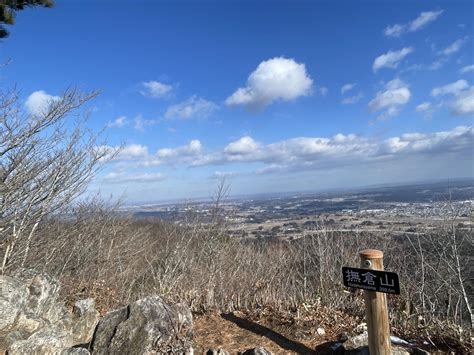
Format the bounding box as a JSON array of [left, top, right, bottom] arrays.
[[91, 296, 193, 354], [0, 270, 99, 354]]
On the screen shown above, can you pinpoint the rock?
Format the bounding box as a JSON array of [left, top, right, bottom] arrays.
[[317, 327, 326, 336], [71, 299, 100, 344], [242, 347, 273, 355], [90, 307, 129, 353], [0, 270, 100, 354], [354, 323, 367, 334], [0, 275, 29, 337], [343, 331, 368, 350], [8, 327, 72, 354], [206, 349, 229, 355], [91, 296, 193, 354], [391, 346, 410, 355], [62, 347, 91, 354]]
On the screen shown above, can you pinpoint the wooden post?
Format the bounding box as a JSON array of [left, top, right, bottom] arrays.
[[359, 249, 391, 355]]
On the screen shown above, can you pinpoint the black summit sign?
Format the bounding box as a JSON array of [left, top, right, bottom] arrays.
[[342, 267, 400, 295]]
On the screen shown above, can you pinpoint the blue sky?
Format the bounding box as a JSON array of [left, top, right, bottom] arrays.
[[1, 0, 473, 202]]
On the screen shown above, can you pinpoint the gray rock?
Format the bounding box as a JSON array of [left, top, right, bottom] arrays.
[[90, 307, 129, 354], [8, 327, 72, 354], [343, 331, 369, 350], [242, 347, 273, 355], [62, 347, 91, 355], [1, 270, 100, 354], [91, 296, 193, 355], [0, 275, 29, 335], [71, 299, 100, 344]]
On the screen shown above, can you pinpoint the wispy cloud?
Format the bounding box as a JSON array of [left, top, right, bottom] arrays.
[[459, 64, 474, 74], [368, 79, 411, 120], [165, 96, 218, 120], [431, 80, 474, 115], [226, 57, 313, 109], [107, 116, 128, 128], [341, 83, 356, 94], [104, 172, 166, 183], [341, 92, 363, 105], [385, 9, 443, 37], [431, 80, 469, 97], [373, 47, 414, 72], [438, 37, 469, 57], [140, 80, 173, 98]]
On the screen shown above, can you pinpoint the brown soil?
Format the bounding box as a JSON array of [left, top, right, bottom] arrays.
[[193, 307, 360, 354]]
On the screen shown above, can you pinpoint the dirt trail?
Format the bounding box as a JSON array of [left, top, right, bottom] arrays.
[[193, 312, 337, 354]]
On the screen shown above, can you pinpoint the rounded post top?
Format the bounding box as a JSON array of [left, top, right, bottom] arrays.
[[359, 249, 384, 259]]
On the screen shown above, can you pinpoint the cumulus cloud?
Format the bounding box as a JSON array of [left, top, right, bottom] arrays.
[[384, 9, 443, 37], [341, 92, 363, 105], [431, 80, 469, 97], [368, 79, 411, 119], [341, 83, 356, 94], [165, 96, 218, 120], [157, 139, 202, 158], [25, 90, 61, 115], [225, 57, 313, 109], [107, 116, 128, 128], [140, 81, 173, 98], [100, 126, 472, 183], [373, 47, 413, 72], [224, 136, 260, 155], [438, 37, 469, 57]]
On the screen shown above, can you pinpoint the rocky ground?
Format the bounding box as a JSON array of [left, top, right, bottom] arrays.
[[0, 270, 467, 354]]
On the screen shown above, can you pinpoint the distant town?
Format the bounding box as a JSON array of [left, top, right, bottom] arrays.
[[123, 179, 473, 241]]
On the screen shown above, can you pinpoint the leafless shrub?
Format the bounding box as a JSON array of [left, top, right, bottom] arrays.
[[0, 88, 112, 273]]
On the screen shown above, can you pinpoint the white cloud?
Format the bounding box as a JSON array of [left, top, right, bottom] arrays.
[[100, 127, 473, 183], [373, 47, 414, 72], [430, 80, 474, 116], [134, 115, 159, 131], [104, 172, 166, 183], [384, 9, 443, 37], [25, 90, 61, 115], [165, 96, 218, 120], [416, 102, 432, 112], [459, 64, 474, 74], [341, 92, 363, 105], [224, 136, 260, 155], [341, 83, 356, 94], [451, 87, 474, 115], [210, 171, 239, 179], [157, 139, 202, 158], [438, 37, 469, 57], [368, 79, 411, 119], [107, 116, 128, 128], [225, 57, 313, 109], [140, 81, 173, 98], [431, 80, 469, 97]]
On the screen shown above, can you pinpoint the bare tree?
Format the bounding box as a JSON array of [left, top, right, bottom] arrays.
[[0, 87, 109, 272]]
